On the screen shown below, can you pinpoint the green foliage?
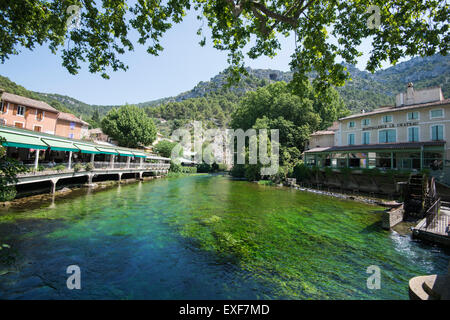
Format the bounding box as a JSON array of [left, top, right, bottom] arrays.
[[169, 161, 197, 175], [73, 163, 84, 172], [0, 139, 26, 202], [84, 163, 94, 172], [153, 140, 177, 158], [197, 162, 220, 173], [101, 105, 157, 148], [292, 163, 312, 182], [169, 161, 182, 173], [230, 164, 246, 178], [1, 1, 447, 91], [54, 165, 66, 172]]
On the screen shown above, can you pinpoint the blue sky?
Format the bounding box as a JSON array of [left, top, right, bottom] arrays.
[[0, 9, 398, 106]]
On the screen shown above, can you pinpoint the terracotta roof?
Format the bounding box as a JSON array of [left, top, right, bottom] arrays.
[[0, 92, 59, 113], [304, 141, 445, 153], [58, 112, 89, 126], [88, 128, 104, 134], [340, 99, 450, 121], [327, 121, 340, 131]]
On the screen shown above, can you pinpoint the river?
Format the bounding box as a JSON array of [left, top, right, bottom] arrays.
[[0, 174, 448, 299]]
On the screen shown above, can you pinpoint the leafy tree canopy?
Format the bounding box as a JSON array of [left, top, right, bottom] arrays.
[[1, 1, 447, 89], [101, 105, 157, 148], [153, 140, 178, 158], [0, 139, 27, 201]]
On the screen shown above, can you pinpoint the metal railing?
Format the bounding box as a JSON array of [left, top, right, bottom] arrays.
[[18, 161, 170, 177], [424, 197, 441, 229]]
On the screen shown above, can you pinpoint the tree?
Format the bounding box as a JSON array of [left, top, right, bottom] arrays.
[[0, 139, 27, 202], [0, 1, 447, 88], [153, 140, 178, 158], [101, 105, 157, 148]]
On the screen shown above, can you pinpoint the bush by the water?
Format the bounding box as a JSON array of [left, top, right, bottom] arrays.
[[170, 161, 197, 174]]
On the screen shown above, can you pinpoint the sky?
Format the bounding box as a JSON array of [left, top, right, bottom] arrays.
[[0, 8, 400, 106]]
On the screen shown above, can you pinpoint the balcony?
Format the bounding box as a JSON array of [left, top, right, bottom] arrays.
[[18, 161, 170, 179]]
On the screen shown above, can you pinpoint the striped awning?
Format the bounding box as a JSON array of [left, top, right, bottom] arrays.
[[42, 138, 79, 152], [132, 151, 147, 158], [116, 149, 135, 157], [74, 143, 102, 154], [95, 147, 118, 155], [0, 131, 48, 150]]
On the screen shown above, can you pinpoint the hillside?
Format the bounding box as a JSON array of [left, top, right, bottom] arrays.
[[0, 54, 449, 128]]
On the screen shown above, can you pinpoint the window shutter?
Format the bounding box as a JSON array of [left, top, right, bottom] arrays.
[[12, 104, 17, 115]]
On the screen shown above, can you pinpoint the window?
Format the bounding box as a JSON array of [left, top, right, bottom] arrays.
[[407, 112, 419, 120], [362, 119, 371, 126], [348, 133, 355, 145], [36, 110, 44, 121], [14, 122, 24, 128], [0, 119, 6, 125], [379, 129, 396, 143], [362, 132, 370, 145], [69, 133, 74, 139], [430, 109, 444, 119], [0, 101, 7, 114], [431, 125, 443, 141], [382, 115, 393, 123], [33, 126, 42, 132], [408, 127, 419, 142], [17, 105, 25, 116], [70, 122, 75, 130], [348, 121, 355, 128]]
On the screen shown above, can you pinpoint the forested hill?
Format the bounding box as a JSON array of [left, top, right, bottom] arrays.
[[0, 54, 449, 125]]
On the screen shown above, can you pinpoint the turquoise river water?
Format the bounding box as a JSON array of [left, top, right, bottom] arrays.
[[0, 174, 448, 299]]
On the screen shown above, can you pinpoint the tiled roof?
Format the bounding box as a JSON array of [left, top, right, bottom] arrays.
[[0, 92, 59, 113], [340, 99, 450, 121], [310, 130, 335, 136], [339, 99, 450, 121], [58, 112, 89, 126], [304, 141, 445, 153]]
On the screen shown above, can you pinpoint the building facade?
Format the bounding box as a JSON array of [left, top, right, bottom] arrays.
[[0, 91, 60, 134], [305, 84, 450, 173], [55, 112, 90, 140], [0, 90, 89, 140]]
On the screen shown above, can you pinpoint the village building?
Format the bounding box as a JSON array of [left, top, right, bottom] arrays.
[[0, 90, 60, 134], [304, 84, 450, 179], [55, 112, 90, 140]]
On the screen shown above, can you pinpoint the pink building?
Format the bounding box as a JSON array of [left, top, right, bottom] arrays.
[[0, 89, 89, 140]]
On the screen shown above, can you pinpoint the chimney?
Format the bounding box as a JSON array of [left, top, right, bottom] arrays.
[[406, 82, 415, 105]]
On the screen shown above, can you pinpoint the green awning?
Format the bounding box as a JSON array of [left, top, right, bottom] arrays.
[[0, 131, 48, 150], [96, 147, 119, 155], [42, 138, 79, 152], [116, 149, 135, 157], [132, 151, 147, 158], [74, 143, 102, 154]]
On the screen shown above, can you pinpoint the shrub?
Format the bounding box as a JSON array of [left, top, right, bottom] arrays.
[[169, 161, 182, 173], [73, 163, 84, 172], [270, 166, 288, 184], [84, 163, 94, 172], [0, 186, 16, 202], [197, 162, 212, 173], [244, 163, 261, 181], [230, 164, 246, 178], [292, 163, 311, 182], [54, 165, 66, 172], [181, 166, 197, 174]]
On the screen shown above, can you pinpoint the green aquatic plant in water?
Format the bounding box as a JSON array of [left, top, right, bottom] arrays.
[[0, 175, 448, 299]]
